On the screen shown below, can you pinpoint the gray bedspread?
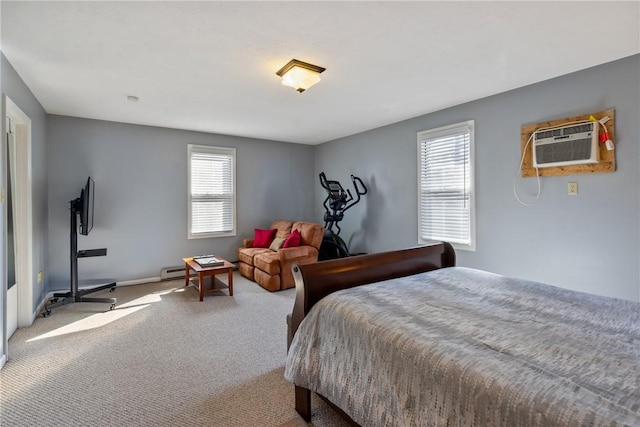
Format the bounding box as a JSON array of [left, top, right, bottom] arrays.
[[284, 267, 640, 426]]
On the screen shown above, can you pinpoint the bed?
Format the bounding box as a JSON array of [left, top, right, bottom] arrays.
[[284, 242, 640, 426]]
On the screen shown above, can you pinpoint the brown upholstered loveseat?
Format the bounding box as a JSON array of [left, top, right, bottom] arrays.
[[237, 220, 324, 291]]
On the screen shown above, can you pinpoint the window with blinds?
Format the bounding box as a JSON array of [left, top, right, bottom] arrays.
[[417, 120, 475, 251], [188, 144, 236, 239]]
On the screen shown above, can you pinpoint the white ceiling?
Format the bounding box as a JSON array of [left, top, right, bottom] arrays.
[[2, 1, 639, 145]]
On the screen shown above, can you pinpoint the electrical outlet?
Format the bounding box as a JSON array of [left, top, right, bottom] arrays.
[[568, 182, 578, 196], [38, 271, 43, 283]]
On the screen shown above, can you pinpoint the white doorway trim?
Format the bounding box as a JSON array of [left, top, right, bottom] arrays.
[[4, 96, 34, 328], [6, 119, 18, 340]]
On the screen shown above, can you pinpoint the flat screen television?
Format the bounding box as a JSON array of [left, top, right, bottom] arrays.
[[79, 176, 95, 236]]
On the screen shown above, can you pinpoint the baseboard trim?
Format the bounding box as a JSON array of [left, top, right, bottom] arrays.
[[35, 278, 159, 316], [36, 293, 54, 318], [117, 277, 161, 287], [35, 274, 197, 317]]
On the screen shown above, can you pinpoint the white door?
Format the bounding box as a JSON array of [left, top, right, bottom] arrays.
[[6, 118, 18, 339]]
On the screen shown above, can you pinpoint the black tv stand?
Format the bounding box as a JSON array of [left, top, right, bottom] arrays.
[[43, 197, 116, 316]]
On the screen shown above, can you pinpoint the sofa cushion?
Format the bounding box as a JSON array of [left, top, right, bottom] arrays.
[[269, 237, 286, 251], [270, 219, 295, 239], [292, 221, 324, 250], [253, 228, 277, 248], [254, 251, 281, 275], [283, 229, 301, 248], [237, 247, 271, 265]]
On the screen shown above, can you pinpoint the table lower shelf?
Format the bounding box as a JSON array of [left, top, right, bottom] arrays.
[[189, 276, 229, 293], [188, 275, 233, 301]]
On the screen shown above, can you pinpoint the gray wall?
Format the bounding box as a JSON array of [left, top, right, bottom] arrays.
[[46, 116, 315, 288], [315, 54, 640, 302], [1, 55, 48, 309], [4, 51, 638, 310]]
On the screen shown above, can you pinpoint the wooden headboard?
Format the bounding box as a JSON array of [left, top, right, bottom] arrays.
[[290, 242, 456, 341]]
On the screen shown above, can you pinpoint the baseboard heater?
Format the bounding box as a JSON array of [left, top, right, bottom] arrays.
[[160, 266, 186, 280]]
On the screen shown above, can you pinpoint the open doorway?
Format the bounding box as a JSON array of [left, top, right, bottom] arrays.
[[3, 96, 33, 347]]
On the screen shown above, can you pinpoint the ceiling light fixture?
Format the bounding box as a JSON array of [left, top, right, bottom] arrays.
[[276, 59, 326, 93]]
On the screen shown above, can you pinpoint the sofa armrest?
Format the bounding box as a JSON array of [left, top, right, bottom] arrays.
[[242, 238, 254, 248]]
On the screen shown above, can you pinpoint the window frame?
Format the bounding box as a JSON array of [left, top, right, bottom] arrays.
[[417, 120, 476, 251], [187, 144, 237, 239]]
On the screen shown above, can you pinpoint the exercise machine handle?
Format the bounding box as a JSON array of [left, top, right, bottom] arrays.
[[351, 175, 368, 195], [319, 172, 329, 190]]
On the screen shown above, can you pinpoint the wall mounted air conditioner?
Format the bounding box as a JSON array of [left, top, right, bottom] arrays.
[[532, 122, 599, 168]]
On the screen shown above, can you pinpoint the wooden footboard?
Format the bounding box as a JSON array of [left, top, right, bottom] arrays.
[[289, 242, 456, 422]]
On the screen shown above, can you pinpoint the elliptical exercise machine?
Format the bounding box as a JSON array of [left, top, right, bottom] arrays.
[[318, 172, 368, 261]]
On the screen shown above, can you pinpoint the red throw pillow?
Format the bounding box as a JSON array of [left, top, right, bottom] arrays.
[[253, 228, 277, 248], [283, 229, 301, 248]]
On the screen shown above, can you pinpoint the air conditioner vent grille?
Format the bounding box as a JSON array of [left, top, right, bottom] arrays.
[[532, 122, 598, 168], [535, 137, 593, 165], [534, 122, 594, 140]]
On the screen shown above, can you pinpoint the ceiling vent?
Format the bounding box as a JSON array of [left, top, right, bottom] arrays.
[[532, 122, 599, 168]]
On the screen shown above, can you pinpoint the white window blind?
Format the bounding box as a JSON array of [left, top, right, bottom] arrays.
[[417, 120, 475, 251], [188, 144, 236, 239]]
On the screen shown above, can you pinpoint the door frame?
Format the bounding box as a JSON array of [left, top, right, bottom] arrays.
[[3, 96, 33, 336]]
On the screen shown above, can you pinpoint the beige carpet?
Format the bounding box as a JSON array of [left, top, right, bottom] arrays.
[[0, 273, 349, 426]]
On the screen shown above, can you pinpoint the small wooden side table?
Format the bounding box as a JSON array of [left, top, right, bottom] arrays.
[[183, 256, 234, 301]]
